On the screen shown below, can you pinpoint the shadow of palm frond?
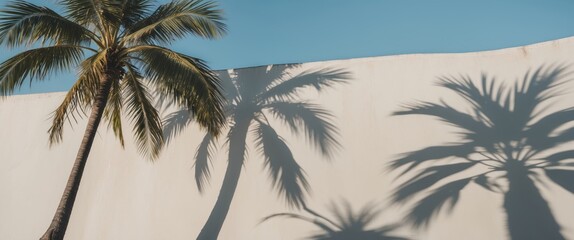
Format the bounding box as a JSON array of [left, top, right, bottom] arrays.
[[164, 64, 351, 239], [390, 65, 574, 240], [262, 200, 409, 240]]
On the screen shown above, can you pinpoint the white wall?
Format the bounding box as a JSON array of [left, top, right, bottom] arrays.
[[1, 38, 574, 240]]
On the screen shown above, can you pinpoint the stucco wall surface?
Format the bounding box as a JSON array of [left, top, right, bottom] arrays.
[[2, 38, 574, 240]]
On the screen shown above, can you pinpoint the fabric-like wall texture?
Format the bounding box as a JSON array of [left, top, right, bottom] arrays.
[[1, 37, 574, 240]]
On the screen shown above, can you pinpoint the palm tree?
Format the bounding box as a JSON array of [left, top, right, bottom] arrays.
[[390, 66, 574, 240], [0, 1, 226, 239], [165, 64, 349, 239], [263, 200, 409, 240]]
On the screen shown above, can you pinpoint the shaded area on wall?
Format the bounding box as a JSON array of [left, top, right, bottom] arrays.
[[262, 199, 409, 240], [390, 65, 574, 240], [163, 64, 351, 239]]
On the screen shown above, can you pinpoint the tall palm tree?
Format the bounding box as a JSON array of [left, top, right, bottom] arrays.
[[0, 0, 226, 239], [390, 66, 574, 240], [165, 64, 349, 239], [263, 200, 409, 240]]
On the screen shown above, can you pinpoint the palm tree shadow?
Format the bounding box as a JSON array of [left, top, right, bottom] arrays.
[[390, 65, 574, 240], [262, 200, 410, 240], [163, 64, 351, 239]]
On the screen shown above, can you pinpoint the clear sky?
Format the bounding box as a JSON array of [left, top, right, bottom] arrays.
[[5, 0, 574, 94]]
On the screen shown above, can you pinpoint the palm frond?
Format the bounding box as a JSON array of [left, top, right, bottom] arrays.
[[122, 65, 164, 158], [254, 122, 309, 208], [59, 0, 121, 31], [119, 0, 153, 30], [266, 102, 340, 158], [47, 53, 103, 145], [131, 45, 225, 136], [0, 45, 84, 95], [393, 162, 477, 202], [103, 75, 125, 146], [545, 169, 574, 194], [259, 68, 350, 103], [194, 133, 217, 192], [123, 0, 225, 45], [407, 177, 472, 228], [0, 1, 94, 47]]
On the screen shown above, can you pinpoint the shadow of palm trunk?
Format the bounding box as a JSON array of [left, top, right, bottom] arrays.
[[197, 114, 251, 240], [504, 164, 564, 240]]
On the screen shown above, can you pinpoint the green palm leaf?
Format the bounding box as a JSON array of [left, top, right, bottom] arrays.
[[0, 45, 84, 95], [131, 44, 225, 135], [118, 0, 153, 30], [59, 0, 121, 30], [123, 0, 225, 45], [0, 1, 93, 46], [122, 65, 163, 158], [47, 53, 103, 145], [103, 76, 125, 146]]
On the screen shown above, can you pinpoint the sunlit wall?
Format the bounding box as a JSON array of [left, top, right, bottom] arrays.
[[1, 38, 574, 240]]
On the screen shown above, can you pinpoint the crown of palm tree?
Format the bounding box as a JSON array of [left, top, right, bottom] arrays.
[[0, 0, 227, 158], [390, 66, 574, 234], [1, 1, 227, 238]]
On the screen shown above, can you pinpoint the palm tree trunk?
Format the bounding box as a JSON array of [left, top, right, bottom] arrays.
[[503, 168, 565, 240], [40, 78, 113, 240], [197, 116, 250, 240]]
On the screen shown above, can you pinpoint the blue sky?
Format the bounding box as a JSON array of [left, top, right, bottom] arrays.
[[6, 0, 574, 94]]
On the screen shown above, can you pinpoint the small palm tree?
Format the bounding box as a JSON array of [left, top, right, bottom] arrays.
[[165, 64, 349, 239], [0, 0, 226, 239], [263, 200, 409, 240], [390, 66, 574, 240]]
